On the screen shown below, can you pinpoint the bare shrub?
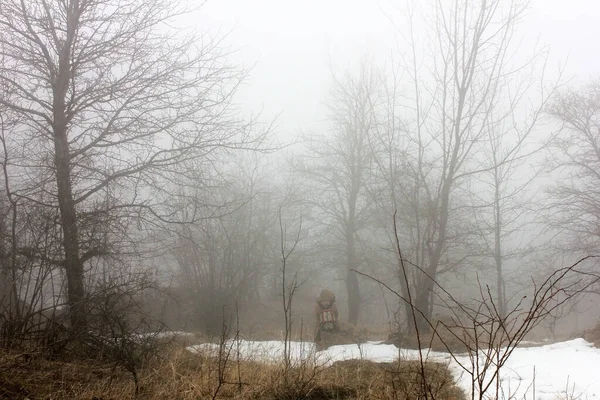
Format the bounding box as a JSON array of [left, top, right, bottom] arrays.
[[357, 214, 600, 399], [83, 266, 171, 395]]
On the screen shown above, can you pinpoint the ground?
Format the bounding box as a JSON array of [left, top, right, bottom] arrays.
[[0, 342, 462, 399], [189, 337, 600, 399], [2, 330, 600, 399]]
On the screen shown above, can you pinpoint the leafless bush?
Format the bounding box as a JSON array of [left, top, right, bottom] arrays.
[[173, 168, 284, 335], [82, 266, 172, 396], [0, 129, 69, 351], [208, 304, 250, 399], [356, 214, 600, 400]]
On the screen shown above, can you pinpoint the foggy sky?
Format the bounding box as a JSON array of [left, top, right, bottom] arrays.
[[193, 0, 600, 140]]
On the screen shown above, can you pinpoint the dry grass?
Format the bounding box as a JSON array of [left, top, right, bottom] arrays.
[[0, 344, 465, 399]]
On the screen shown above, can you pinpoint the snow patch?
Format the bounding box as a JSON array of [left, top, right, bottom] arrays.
[[187, 338, 600, 399]]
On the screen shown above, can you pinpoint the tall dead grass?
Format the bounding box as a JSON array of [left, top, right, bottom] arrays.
[[0, 344, 465, 399]]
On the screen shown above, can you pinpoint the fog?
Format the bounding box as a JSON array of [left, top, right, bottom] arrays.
[[195, 0, 600, 138], [1, 0, 600, 348]]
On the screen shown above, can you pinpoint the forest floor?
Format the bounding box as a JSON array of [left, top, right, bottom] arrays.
[[2, 331, 600, 399], [0, 340, 463, 400]]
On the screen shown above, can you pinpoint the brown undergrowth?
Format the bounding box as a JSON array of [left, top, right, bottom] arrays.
[[0, 344, 465, 399]]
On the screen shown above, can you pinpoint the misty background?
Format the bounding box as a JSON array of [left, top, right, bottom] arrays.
[[2, 0, 600, 345], [196, 0, 600, 135]]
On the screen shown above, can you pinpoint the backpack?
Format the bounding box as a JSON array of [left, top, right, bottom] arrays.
[[318, 309, 336, 331]]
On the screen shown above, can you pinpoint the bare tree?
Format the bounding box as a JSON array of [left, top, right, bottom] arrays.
[[381, 0, 553, 332], [0, 0, 265, 332], [470, 63, 560, 318], [298, 65, 379, 325], [546, 81, 600, 258], [357, 226, 600, 400], [364, 61, 421, 332], [174, 171, 270, 333], [172, 152, 309, 334]]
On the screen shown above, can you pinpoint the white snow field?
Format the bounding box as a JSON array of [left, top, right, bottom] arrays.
[[187, 338, 600, 399]]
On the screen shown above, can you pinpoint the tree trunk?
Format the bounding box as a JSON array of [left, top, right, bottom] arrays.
[[398, 259, 415, 334], [414, 273, 434, 333], [494, 177, 506, 319], [345, 226, 360, 325], [53, 2, 87, 332], [54, 130, 87, 332], [414, 175, 454, 333], [346, 269, 360, 326]]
